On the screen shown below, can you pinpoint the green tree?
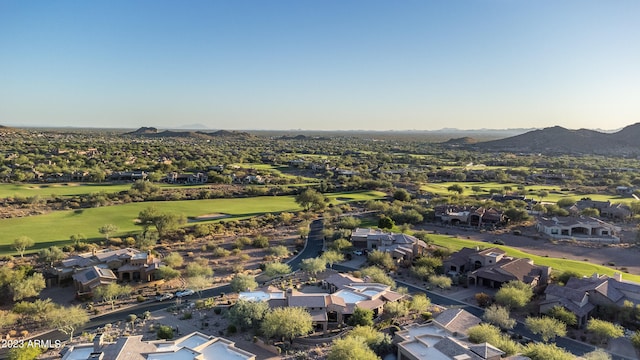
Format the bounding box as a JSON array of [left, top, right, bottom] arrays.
[[525, 316, 567, 342], [185, 275, 212, 298], [226, 299, 269, 330], [359, 266, 395, 288], [252, 235, 269, 248], [428, 274, 452, 289], [537, 190, 549, 203], [98, 224, 119, 239], [409, 293, 431, 312], [8, 346, 44, 360], [393, 188, 411, 202], [49, 305, 90, 341], [378, 216, 395, 229], [163, 252, 184, 268], [321, 250, 344, 268], [586, 318, 624, 345], [522, 342, 574, 360], [261, 307, 313, 343], [230, 274, 258, 293], [269, 245, 290, 259], [93, 283, 133, 310], [467, 323, 502, 344], [547, 305, 577, 327], [348, 325, 393, 354], [135, 231, 158, 250], [300, 257, 326, 275], [185, 262, 214, 278], [264, 262, 292, 277], [328, 336, 380, 360], [495, 280, 533, 309], [156, 325, 173, 339], [156, 265, 180, 280], [0, 310, 18, 329], [583, 349, 612, 360], [338, 216, 361, 229], [556, 270, 581, 285], [10, 273, 45, 301], [447, 184, 464, 194], [384, 300, 409, 318], [367, 250, 395, 271], [347, 307, 374, 326], [295, 188, 327, 211], [581, 207, 600, 217], [138, 207, 186, 236], [37, 246, 65, 266], [483, 304, 516, 330], [330, 238, 353, 252], [12, 236, 35, 258]]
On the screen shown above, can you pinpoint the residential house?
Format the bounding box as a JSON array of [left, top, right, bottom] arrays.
[[165, 172, 208, 184], [540, 273, 640, 327], [72, 266, 118, 294], [240, 273, 405, 332], [394, 315, 506, 360], [434, 205, 506, 228], [108, 171, 148, 182], [444, 247, 551, 289], [536, 216, 621, 243], [350, 228, 428, 263], [53, 248, 162, 294], [60, 331, 255, 360], [570, 199, 632, 220], [433, 308, 483, 338], [616, 186, 636, 197]]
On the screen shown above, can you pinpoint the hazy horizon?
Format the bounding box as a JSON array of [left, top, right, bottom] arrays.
[[2, 1, 639, 131]]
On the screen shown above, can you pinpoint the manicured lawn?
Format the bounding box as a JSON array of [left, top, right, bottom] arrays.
[[229, 163, 320, 182], [0, 182, 213, 199], [429, 234, 640, 283], [0, 190, 385, 255], [420, 182, 633, 205]]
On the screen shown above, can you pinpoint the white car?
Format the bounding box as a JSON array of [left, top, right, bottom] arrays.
[[353, 250, 363, 256], [155, 293, 174, 301], [176, 289, 195, 298]]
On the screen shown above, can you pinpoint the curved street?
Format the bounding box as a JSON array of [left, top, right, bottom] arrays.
[[7, 217, 635, 360]]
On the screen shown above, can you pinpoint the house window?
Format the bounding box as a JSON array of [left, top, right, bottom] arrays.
[[551, 229, 559, 234]]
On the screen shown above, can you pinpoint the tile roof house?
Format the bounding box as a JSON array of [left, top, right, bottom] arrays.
[[72, 266, 118, 294], [54, 248, 162, 295], [444, 247, 551, 289], [540, 273, 640, 327], [393, 320, 506, 360], [434, 308, 483, 338], [434, 206, 507, 228], [535, 216, 620, 243], [60, 332, 255, 360], [240, 273, 405, 333], [571, 199, 632, 219], [351, 228, 428, 263]]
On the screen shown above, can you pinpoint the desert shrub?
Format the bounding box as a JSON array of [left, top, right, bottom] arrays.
[[156, 325, 173, 340]]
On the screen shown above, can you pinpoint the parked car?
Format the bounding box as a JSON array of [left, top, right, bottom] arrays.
[[176, 289, 195, 298], [155, 293, 174, 302], [352, 250, 363, 256]]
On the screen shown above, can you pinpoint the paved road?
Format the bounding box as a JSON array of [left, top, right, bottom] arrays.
[[287, 219, 324, 271], [8, 218, 633, 360]]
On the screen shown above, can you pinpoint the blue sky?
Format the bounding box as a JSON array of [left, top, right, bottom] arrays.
[[1, 1, 639, 130]]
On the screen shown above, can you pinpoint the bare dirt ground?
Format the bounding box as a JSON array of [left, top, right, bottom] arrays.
[[419, 223, 640, 276]]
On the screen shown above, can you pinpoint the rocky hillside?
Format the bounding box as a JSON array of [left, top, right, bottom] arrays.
[[125, 127, 253, 139], [476, 123, 640, 155]]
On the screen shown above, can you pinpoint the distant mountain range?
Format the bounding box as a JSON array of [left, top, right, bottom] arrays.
[[125, 127, 253, 139], [473, 123, 640, 155]]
